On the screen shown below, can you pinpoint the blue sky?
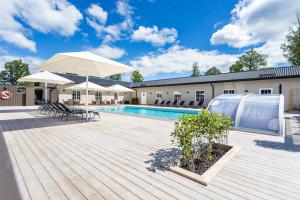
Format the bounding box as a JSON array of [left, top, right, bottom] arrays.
[[0, 0, 299, 81]]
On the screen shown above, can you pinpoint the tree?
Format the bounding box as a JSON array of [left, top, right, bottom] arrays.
[[281, 16, 300, 65], [109, 74, 122, 81], [231, 49, 267, 72], [205, 66, 221, 75], [191, 62, 200, 77], [0, 59, 30, 85], [229, 61, 244, 73], [130, 70, 144, 82]]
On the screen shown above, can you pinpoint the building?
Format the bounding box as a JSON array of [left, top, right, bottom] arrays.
[[132, 66, 300, 111], [45, 73, 133, 104]]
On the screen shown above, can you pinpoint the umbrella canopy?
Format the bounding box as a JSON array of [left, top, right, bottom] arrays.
[[39, 51, 135, 77], [18, 71, 73, 85], [38, 51, 135, 120], [18, 71, 73, 101], [65, 81, 107, 91], [106, 84, 135, 93]]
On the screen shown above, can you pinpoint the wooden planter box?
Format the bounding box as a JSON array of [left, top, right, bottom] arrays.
[[165, 146, 239, 186]]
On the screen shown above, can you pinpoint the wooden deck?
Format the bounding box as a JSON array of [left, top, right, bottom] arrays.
[[1, 106, 300, 200]]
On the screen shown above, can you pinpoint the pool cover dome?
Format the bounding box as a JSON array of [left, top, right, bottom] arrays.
[[207, 94, 285, 136]]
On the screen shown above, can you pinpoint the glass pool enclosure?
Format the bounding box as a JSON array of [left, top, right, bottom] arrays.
[[207, 94, 285, 136]]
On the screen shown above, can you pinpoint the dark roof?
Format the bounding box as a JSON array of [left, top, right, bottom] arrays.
[[132, 66, 300, 88], [56, 73, 131, 87]]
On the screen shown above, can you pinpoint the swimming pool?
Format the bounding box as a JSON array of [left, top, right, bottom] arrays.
[[96, 106, 199, 120]]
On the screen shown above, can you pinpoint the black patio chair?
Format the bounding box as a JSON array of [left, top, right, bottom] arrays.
[[165, 101, 171, 106], [195, 98, 204, 108], [153, 99, 159, 106], [160, 100, 166, 106], [185, 101, 194, 107], [178, 100, 185, 107], [172, 100, 178, 106]]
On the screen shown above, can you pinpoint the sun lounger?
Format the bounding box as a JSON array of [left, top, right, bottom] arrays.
[[172, 100, 178, 106], [194, 99, 204, 108], [185, 101, 194, 107], [165, 101, 171, 106], [153, 99, 159, 106], [160, 100, 166, 106], [178, 100, 185, 107]]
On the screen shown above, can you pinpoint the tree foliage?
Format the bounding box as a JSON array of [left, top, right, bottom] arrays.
[[281, 16, 300, 65], [230, 49, 267, 72], [109, 74, 122, 81], [171, 109, 232, 172], [205, 66, 221, 75], [130, 70, 144, 82], [0, 59, 30, 85], [191, 62, 200, 77]]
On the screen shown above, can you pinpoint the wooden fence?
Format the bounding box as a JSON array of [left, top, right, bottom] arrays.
[[0, 85, 35, 106]]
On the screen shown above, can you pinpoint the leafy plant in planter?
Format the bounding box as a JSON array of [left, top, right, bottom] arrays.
[[171, 109, 232, 173]]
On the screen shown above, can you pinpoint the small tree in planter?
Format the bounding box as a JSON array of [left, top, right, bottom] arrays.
[[171, 109, 232, 173]]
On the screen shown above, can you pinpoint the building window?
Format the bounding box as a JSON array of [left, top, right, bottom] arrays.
[[173, 91, 181, 102], [95, 91, 102, 100], [195, 90, 205, 102], [72, 90, 80, 100], [114, 92, 119, 100], [156, 91, 163, 100], [224, 89, 235, 94], [260, 88, 272, 95]]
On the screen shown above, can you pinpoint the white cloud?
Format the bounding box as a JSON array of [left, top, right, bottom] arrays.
[[87, 0, 134, 44], [210, 0, 300, 66], [130, 45, 237, 77], [87, 4, 108, 25], [0, 54, 44, 73], [131, 26, 178, 46], [116, 0, 133, 18], [0, 0, 82, 52], [89, 44, 126, 59]]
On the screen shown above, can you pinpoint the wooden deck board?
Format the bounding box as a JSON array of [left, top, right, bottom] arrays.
[[1, 107, 300, 200]]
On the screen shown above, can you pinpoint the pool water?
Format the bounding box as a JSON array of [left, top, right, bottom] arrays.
[[97, 106, 199, 120]]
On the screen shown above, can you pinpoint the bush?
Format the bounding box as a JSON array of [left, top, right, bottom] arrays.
[[171, 109, 232, 172]]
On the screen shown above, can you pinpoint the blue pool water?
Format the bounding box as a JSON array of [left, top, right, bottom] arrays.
[[96, 106, 199, 120]]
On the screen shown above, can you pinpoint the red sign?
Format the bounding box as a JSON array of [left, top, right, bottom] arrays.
[[0, 91, 12, 100]]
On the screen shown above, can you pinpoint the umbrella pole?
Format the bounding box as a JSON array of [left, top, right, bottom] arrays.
[[86, 70, 89, 121], [45, 82, 48, 101]]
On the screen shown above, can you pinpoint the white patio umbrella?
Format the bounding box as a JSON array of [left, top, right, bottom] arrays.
[[18, 71, 73, 101], [65, 81, 107, 91], [106, 84, 135, 103], [39, 51, 135, 120]]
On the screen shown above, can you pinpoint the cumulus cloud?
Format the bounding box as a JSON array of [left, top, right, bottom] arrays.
[[87, 0, 134, 44], [210, 0, 300, 66], [87, 4, 108, 25], [89, 44, 126, 59], [130, 45, 237, 77], [131, 26, 178, 46], [0, 0, 82, 52], [0, 54, 44, 73]]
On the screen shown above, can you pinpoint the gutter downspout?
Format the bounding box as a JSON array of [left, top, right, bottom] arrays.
[[210, 82, 215, 99]]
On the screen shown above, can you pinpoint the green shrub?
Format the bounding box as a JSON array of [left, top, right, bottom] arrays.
[[171, 109, 232, 172]]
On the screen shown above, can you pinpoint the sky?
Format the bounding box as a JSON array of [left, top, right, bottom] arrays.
[[0, 0, 299, 81]]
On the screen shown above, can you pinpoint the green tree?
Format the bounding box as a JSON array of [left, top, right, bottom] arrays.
[[229, 61, 244, 72], [205, 66, 221, 75], [231, 49, 267, 72], [281, 16, 300, 65], [0, 59, 30, 85], [109, 74, 122, 81], [191, 62, 200, 77], [130, 70, 144, 82]]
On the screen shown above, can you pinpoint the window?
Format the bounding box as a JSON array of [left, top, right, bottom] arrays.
[[72, 90, 80, 100], [260, 88, 272, 95], [95, 91, 102, 100], [114, 92, 119, 100], [156, 91, 163, 100], [173, 91, 181, 102], [195, 90, 205, 102], [224, 89, 235, 94]]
